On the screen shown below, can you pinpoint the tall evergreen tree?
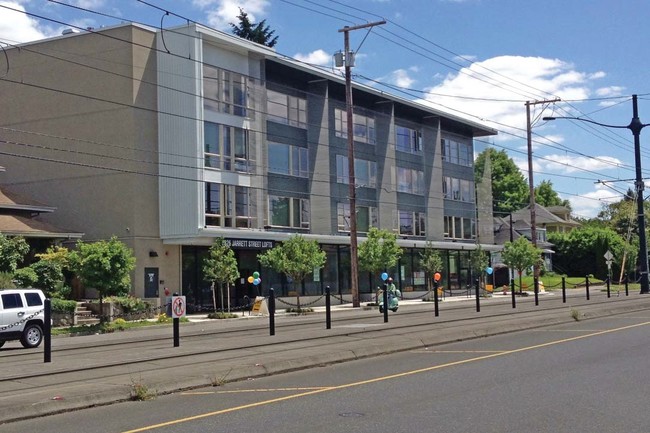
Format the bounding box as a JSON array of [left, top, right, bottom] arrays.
[[230, 8, 278, 48]]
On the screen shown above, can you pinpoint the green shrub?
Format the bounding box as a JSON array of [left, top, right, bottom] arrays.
[[207, 312, 238, 319], [13, 267, 38, 288], [102, 295, 150, 313], [30, 260, 64, 297], [51, 297, 77, 313]]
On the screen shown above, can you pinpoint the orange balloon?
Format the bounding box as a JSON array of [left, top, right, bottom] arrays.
[[434, 272, 441, 282], [247, 276, 254, 283]]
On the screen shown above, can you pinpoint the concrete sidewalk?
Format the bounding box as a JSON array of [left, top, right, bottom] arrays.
[[0, 290, 646, 424]]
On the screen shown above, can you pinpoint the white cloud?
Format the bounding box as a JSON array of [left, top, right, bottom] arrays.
[[294, 49, 331, 66], [568, 186, 619, 219], [195, 0, 270, 30], [0, 1, 50, 43], [417, 56, 599, 136], [596, 86, 625, 97], [390, 68, 416, 88]]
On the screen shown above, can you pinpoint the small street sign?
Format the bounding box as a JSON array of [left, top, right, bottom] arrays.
[[171, 296, 186, 318], [604, 250, 614, 261]]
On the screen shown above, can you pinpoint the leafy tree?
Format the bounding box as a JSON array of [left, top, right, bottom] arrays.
[[470, 244, 490, 289], [0, 234, 29, 273], [257, 235, 325, 310], [202, 238, 240, 312], [549, 225, 627, 280], [358, 227, 403, 290], [501, 237, 542, 293], [535, 180, 571, 209], [30, 260, 64, 298], [69, 237, 136, 319], [419, 241, 444, 298], [230, 8, 278, 47], [36, 246, 71, 270], [475, 148, 529, 213]]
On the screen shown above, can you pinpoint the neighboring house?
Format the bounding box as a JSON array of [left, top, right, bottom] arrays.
[[0, 23, 498, 306], [0, 184, 83, 257]]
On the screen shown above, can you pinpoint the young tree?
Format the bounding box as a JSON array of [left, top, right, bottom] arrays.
[[470, 244, 490, 291], [420, 241, 444, 298], [230, 8, 278, 47], [257, 235, 325, 311], [202, 238, 240, 313], [69, 237, 136, 319], [501, 237, 542, 294], [0, 234, 29, 273], [358, 228, 403, 290]]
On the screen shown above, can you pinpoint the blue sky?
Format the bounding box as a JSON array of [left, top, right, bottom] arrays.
[[2, 0, 650, 218]]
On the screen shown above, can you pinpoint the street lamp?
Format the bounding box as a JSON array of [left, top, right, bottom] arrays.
[[543, 94, 650, 294]]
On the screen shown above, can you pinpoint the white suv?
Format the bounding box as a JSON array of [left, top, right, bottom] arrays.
[[0, 289, 46, 349]]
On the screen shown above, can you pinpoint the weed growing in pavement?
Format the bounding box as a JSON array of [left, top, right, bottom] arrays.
[[211, 369, 232, 387], [285, 307, 314, 315], [130, 378, 156, 401], [570, 309, 581, 321], [207, 312, 239, 319]]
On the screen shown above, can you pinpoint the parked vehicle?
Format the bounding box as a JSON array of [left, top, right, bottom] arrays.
[[0, 289, 46, 348], [378, 287, 400, 313]]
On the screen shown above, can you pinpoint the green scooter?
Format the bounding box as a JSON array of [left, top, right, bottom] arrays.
[[378, 282, 400, 313]]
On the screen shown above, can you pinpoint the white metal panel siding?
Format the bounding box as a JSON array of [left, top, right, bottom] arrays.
[[157, 26, 203, 238]]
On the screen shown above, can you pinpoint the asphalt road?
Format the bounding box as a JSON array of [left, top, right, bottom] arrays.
[[6, 308, 650, 433]]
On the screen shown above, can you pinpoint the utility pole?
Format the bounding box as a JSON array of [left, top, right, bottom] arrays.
[[338, 20, 385, 308], [525, 98, 560, 289]]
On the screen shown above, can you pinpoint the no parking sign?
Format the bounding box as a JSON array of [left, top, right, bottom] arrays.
[[171, 296, 186, 318]]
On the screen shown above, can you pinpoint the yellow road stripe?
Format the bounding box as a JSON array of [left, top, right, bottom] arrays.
[[413, 350, 506, 354], [122, 320, 650, 433], [181, 387, 329, 395]]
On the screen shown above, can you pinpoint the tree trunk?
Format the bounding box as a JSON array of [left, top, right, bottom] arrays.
[[211, 282, 216, 312]]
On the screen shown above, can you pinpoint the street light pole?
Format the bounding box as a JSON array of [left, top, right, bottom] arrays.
[[543, 94, 650, 294], [338, 20, 385, 308]]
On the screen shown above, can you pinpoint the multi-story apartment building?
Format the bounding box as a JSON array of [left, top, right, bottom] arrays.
[[0, 22, 496, 309]]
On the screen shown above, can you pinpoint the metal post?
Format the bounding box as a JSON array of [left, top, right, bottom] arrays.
[[325, 286, 331, 330], [433, 281, 439, 317], [625, 272, 629, 296], [475, 278, 480, 312], [383, 283, 388, 323], [173, 317, 179, 347], [585, 275, 590, 301], [269, 288, 275, 336], [534, 276, 539, 306], [510, 278, 516, 308], [607, 276, 611, 298], [631, 95, 650, 294], [44, 298, 51, 363], [562, 276, 566, 303]]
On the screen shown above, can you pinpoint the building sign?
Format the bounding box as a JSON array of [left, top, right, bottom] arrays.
[[225, 239, 274, 249]]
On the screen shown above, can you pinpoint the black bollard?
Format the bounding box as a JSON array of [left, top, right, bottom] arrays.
[[44, 298, 51, 363], [534, 276, 539, 306], [325, 286, 331, 330], [433, 281, 439, 317], [562, 276, 566, 303], [475, 278, 480, 312], [383, 283, 388, 323], [511, 278, 516, 308], [585, 275, 590, 300], [606, 276, 611, 298], [269, 288, 275, 336], [173, 317, 179, 347], [625, 272, 629, 296]]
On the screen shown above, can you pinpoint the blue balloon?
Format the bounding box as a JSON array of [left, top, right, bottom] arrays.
[[486, 267, 493, 275], [381, 272, 388, 281], [253, 278, 260, 285]]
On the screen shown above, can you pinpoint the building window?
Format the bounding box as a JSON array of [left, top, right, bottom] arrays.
[[397, 167, 424, 195], [334, 108, 376, 144], [205, 183, 252, 228], [268, 142, 309, 177], [443, 216, 476, 240], [398, 210, 426, 236], [337, 203, 377, 233], [336, 155, 377, 187], [441, 138, 472, 167], [267, 89, 307, 128], [203, 65, 248, 117], [443, 176, 474, 202], [396, 125, 422, 154], [204, 122, 250, 172], [269, 196, 310, 229]]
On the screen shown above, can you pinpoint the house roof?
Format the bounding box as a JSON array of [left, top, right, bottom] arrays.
[[0, 188, 56, 213], [0, 214, 83, 239], [511, 203, 580, 227]]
